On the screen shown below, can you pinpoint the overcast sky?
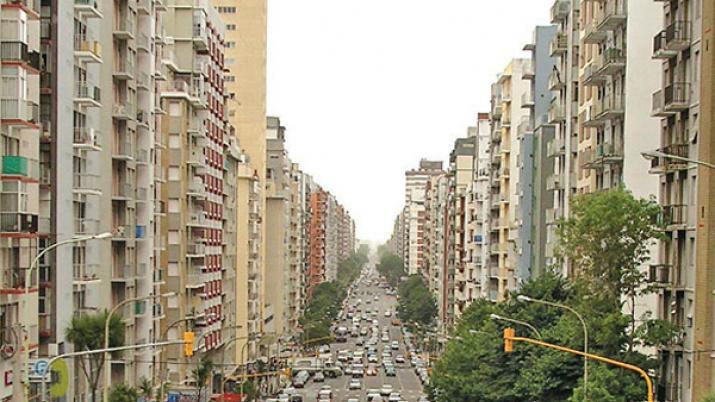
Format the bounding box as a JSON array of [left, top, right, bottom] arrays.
[[266, 0, 552, 243]]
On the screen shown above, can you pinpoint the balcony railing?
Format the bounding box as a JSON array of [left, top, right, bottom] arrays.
[[550, 0, 570, 23], [652, 82, 691, 116], [661, 204, 687, 227], [653, 21, 690, 59], [73, 173, 101, 194], [0, 99, 39, 123], [648, 143, 689, 174], [73, 34, 102, 60], [549, 32, 568, 56], [74, 82, 101, 104], [1, 155, 38, 178], [0, 42, 40, 70], [73, 127, 101, 149], [598, 0, 627, 31]]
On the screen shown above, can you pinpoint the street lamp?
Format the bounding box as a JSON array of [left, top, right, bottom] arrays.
[[489, 314, 542, 340], [103, 292, 176, 402], [640, 150, 715, 170], [20, 232, 112, 401], [517, 295, 588, 400]]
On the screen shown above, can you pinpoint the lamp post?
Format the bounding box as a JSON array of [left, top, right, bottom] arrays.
[[103, 292, 176, 402], [640, 150, 715, 170], [517, 295, 588, 400], [20, 232, 112, 401], [489, 314, 542, 339]]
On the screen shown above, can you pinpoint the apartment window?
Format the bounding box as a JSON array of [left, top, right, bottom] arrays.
[[225, 75, 235, 82], [168, 230, 179, 245], [226, 41, 236, 49], [225, 58, 235, 65], [217, 6, 237, 13], [226, 24, 237, 31]]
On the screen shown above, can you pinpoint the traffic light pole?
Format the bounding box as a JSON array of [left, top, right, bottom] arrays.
[[39, 340, 184, 402], [503, 329, 653, 402]]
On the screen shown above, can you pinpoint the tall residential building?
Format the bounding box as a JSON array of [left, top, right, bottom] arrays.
[[404, 160, 443, 276], [648, 0, 712, 400], [449, 135, 477, 320], [160, 1, 230, 391], [547, 0, 580, 272], [1, 0, 40, 399], [521, 26, 557, 278], [213, 0, 268, 359], [486, 59, 530, 301], [422, 172, 449, 330], [465, 114, 490, 302]]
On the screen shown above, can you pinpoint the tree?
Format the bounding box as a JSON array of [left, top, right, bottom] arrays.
[[65, 311, 125, 402], [138, 377, 153, 401], [555, 186, 665, 350], [376, 253, 405, 287], [398, 275, 437, 327], [191, 357, 214, 402], [109, 384, 139, 402], [239, 380, 260, 401]]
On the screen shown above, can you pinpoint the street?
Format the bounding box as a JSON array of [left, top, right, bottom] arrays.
[[295, 267, 426, 401]]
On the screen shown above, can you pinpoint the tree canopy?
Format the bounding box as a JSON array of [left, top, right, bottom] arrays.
[[398, 275, 437, 327], [376, 252, 405, 288]]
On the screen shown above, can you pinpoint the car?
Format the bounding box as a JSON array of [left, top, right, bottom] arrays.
[[388, 393, 402, 402], [380, 384, 394, 396], [366, 393, 382, 402], [349, 379, 362, 390], [356, 337, 364, 346], [366, 364, 378, 376], [391, 341, 399, 350], [391, 318, 401, 326], [352, 367, 364, 378], [382, 351, 392, 359], [385, 310, 392, 317], [381, 335, 390, 342], [368, 354, 378, 363], [395, 354, 405, 363], [347, 399, 359, 402], [385, 366, 396, 376], [374, 296, 379, 301], [313, 372, 325, 382]]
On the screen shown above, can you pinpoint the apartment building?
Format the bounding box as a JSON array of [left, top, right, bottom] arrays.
[[465, 114, 490, 303], [449, 136, 477, 320], [404, 160, 443, 276], [486, 59, 530, 301], [522, 25, 557, 276], [422, 172, 449, 330], [212, 0, 267, 363], [647, 0, 713, 400], [160, 0, 229, 390], [547, 0, 580, 271], [0, 0, 40, 399]]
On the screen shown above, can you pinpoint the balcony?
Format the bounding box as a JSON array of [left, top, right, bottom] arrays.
[[491, 104, 503, 119], [549, 33, 567, 56], [595, 93, 624, 121], [648, 264, 685, 289], [136, 0, 150, 14], [0, 41, 40, 71], [136, 72, 150, 90], [1, 155, 33, 177], [598, 47, 626, 76], [547, 137, 565, 158], [597, 0, 627, 31], [73, 128, 102, 151], [583, 143, 623, 169], [136, 33, 150, 52], [0, 99, 39, 125], [112, 139, 134, 161], [74, 0, 103, 18], [74, 218, 98, 235], [548, 70, 565, 91], [548, 102, 565, 123], [517, 118, 533, 137], [653, 21, 691, 59], [520, 91, 534, 109], [112, 224, 133, 240], [661, 204, 687, 229], [648, 143, 689, 174], [73, 173, 101, 195], [0, 213, 37, 233], [546, 174, 561, 191], [112, 264, 133, 282], [74, 82, 101, 107], [550, 0, 570, 23], [193, 11, 208, 51], [112, 102, 135, 120], [521, 61, 534, 81], [113, 57, 134, 80], [73, 34, 102, 63], [187, 243, 206, 257], [652, 83, 691, 116], [113, 18, 134, 40], [583, 20, 607, 44]]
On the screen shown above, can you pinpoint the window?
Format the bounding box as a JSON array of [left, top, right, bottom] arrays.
[[226, 24, 237, 31], [225, 58, 235, 65], [217, 6, 237, 13], [226, 41, 236, 48]]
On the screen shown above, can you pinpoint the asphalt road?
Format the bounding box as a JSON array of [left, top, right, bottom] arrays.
[[295, 267, 425, 401]]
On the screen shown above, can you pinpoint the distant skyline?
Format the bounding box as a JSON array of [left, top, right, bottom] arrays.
[[267, 0, 552, 242]]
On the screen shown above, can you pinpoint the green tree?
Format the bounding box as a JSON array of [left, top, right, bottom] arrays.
[[398, 275, 437, 327], [702, 392, 715, 402], [65, 311, 125, 402], [137, 377, 153, 401], [555, 186, 665, 350], [568, 364, 644, 402], [239, 380, 260, 401], [109, 384, 139, 402], [191, 357, 214, 401], [376, 253, 405, 287]]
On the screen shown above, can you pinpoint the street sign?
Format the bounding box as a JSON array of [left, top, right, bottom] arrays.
[[33, 360, 49, 376]]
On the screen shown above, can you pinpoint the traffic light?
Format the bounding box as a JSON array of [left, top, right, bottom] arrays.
[[503, 328, 515, 353], [183, 331, 195, 357]]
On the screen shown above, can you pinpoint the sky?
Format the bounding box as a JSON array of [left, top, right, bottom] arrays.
[[266, 0, 552, 243]]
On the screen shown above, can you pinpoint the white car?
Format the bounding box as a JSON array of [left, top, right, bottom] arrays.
[[380, 384, 394, 396], [388, 392, 402, 402], [349, 379, 362, 390], [385, 310, 392, 317]]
